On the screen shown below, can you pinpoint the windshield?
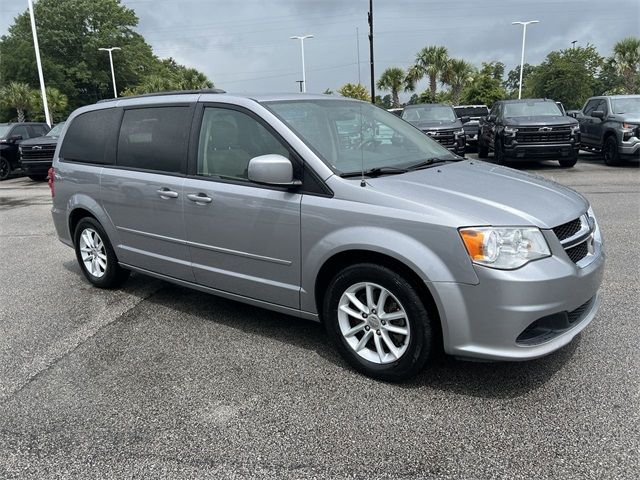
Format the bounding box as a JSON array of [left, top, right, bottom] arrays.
[[0, 125, 11, 138], [264, 99, 457, 175], [504, 101, 562, 117], [611, 97, 640, 114], [402, 105, 457, 123], [454, 106, 489, 117], [45, 122, 65, 137]]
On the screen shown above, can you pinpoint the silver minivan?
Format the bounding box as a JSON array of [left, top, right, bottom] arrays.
[[50, 92, 604, 380]]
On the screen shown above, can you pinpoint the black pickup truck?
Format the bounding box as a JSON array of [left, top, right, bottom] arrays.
[[478, 99, 581, 167], [402, 103, 468, 156], [454, 105, 489, 150], [574, 95, 640, 165], [19, 122, 65, 181], [0, 122, 50, 180]]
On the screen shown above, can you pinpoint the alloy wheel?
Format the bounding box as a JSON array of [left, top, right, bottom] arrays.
[[79, 228, 107, 278], [337, 282, 411, 364]]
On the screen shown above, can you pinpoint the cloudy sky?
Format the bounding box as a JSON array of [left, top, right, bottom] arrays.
[[2, 0, 638, 98]]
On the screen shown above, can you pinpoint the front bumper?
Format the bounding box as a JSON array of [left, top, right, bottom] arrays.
[[620, 136, 640, 159], [503, 140, 580, 159], [21, 160, 52, 175], [431, 228, 605, 361]]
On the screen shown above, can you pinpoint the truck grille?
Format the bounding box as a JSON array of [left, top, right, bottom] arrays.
[[20, 144, 56, 162], [423, 129, 456, 147], [516, 126, 572, 144]]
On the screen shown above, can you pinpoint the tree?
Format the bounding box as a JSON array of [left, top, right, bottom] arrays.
[[337, 83, 371, 102], [442, 59, 475, 105], [407, 45, 449, 101], [0, 82, 35, 122], [504, 64, 536, 97], [31, 87, 69, 123], [525, 45, 604, 109], [460, 68, 507, 107], [611, 37, 640, 94], [0, 0, 211, 120], [376, 67, 405, 107]]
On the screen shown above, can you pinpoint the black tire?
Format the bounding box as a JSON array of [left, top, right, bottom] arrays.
[[494, 137, 508, 165], [28, 174, 48, 182], [74, 217, 130, 288], [477, 135, 489, 158], [602, 135, 620, 166], [323, 263, 433, 382], [0, 157, 10, 181], [558, 156, 578, 168]]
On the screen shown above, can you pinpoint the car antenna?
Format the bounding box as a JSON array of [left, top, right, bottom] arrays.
[[360, 103, 366, 187]]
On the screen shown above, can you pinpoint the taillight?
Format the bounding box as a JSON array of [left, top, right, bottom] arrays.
[[48, 167, 55, 197]]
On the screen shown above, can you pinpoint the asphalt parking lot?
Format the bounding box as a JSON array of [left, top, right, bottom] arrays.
[[0, 153, 638, 479]]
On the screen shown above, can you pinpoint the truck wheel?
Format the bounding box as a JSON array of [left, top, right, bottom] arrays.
[[602, 136, 620, 166], [477, 136, 488, 158], [323, 263, 433, 382], [74, 217, 130, 288], [0, 158, 10, 181], [559, 156, 578, 168]]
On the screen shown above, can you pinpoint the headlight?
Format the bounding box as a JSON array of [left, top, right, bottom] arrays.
[[504, 126, 518, 135], [571, 124, 580, 134], [459, 227, 551, 269], [454, 128, 465, 136]]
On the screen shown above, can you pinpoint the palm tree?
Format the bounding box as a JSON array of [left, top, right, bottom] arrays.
[[31, 87, 68, 123], [442, 59, 475, 105], [612, 37, 640, 93], [376, 67, 405, 107], [409, 46, 449, 101], [0, 82, 35, 122], [175, 68, 214, 90]]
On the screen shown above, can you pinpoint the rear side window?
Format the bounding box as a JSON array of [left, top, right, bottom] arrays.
[[59, 108, 121, 164], [117, 106, 191, 174]]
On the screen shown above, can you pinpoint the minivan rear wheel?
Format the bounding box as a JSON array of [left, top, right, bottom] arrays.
[[74, 217, 130, 288], [323, 263, 433, 381]]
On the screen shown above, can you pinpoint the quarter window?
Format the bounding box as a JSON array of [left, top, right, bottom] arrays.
[[59, 108, 121, 164], [196, 107, 289, 181], [117, 106, 191, 173]]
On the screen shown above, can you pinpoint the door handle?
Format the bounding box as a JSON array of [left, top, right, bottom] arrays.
[[187, 193, 212, 204], [156, 188, 179, 199]]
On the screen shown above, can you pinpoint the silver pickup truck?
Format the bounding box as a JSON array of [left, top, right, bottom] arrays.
[[574, 95, 640, 165]]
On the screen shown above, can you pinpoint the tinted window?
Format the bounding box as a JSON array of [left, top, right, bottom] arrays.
[[197, 107, 288, 181], [503, 101, 561, 117], [595, 100, 608, 114], [11, 126, 30, 139], [60, 108, 121, 164], [117, 106, 191, 173], [583, 99, 600, 115], [402, 105, 456, 122], [29, 125, 49, 137], [454, 106, 489, 117]]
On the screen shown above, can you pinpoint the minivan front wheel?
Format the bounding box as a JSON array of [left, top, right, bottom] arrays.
[[324, 263, 433, 381], [74, 217, 130, 288]]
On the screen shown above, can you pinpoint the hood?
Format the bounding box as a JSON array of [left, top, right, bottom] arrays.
[[409, 120, 462, 131], [505, 115, 578, 127], [364, 160, 587, 229], [20, 135, 58, 146], [613, 113, 640, 123]]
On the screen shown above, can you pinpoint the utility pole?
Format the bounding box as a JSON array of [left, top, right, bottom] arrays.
[[27, 0, 51, 126], [99, 47, 121, 98], [356, 27, 361, 85], [368, 0, 375, 104], [512, 20, 539, 99]]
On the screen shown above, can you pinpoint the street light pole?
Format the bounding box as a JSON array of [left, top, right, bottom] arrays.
[[99, 47, 121, 98], [512, 20, 539, 99], [27, 0, 50, 126], [290, 35, 313, 93]]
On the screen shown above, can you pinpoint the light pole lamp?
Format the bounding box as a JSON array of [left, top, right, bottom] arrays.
[[99, 47, 121, 98], [290, 35, 313, 93], [512, 20, 539, 99]]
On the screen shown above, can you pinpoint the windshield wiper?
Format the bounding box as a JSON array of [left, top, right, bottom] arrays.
[[340, 166, 409, 178], [406, 157, 459, 170]]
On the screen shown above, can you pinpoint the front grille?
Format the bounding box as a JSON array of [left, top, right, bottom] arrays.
[[566, 242, 589, 263], [20, 144, 56, 161], [515, 125, 572, 144], [423, 130, 456, 147], [516, 296, 596, 345], [553, 218, 582, 241], [463, 124, 478, 135]]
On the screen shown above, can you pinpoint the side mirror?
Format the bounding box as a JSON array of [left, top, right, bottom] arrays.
[[591, 110, 605, 120], [460, 116, 470, 124], [248, 154, 301, 187], [486, 114, 496, 123], [8, 135, 23, 142]]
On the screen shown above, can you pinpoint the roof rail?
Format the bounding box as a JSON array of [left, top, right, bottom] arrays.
[[97, 88, 226, 103]]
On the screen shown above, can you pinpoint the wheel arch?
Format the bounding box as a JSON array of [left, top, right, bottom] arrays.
[[66, 194, 117, 246]]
